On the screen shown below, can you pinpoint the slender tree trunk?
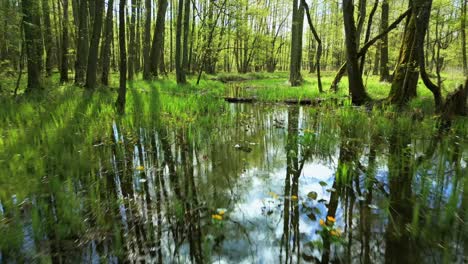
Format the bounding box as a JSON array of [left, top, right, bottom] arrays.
[[149, 0, 168, 78], [23, 0, 44, 93], [175, 0, 186, 84], [75, 0, 89, 84], [128, 0, 136, 80], [379, 0, 391, 81], [135, 0, 142, 73], [60, 0, 70, 83], [142, 0, 152, 79], [343, 0, 370, 105], [356, 0, 367, 45], [289, 0, 304, 86], [302, 0, 323, 93], [100, 0, 114, 85], [116, 0, 127, 114], [42, 0, 54, 76], [414, 0, 443, 111], [85, 0, 105, 89], [360, 0, 379, 74], [182, 0, 190, 72], [372, 43, 380, 75], [462, 0, 467, 75], [170, 0, 174, 72], [54, 0, 62, 73]]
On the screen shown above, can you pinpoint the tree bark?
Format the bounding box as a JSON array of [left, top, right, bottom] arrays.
[[42, 0, 54, 76], [149, 0, 168, 78], [143, 0, 152, 79], [330, 8, 410, 91], [128, 0, 136, 80], [360, 0, 379, 74], [22, 0, 44, 93], [182, 0, 190, 72], [343, 0, 370, 105], [302, 0, 323, 93], [388, 0, 424, 106], [414, 0, 443, 111], [75, 0, 89, 84], [289, 0, 304, 86], [462, 0, 467, 75], [60, 0, 70, 83], [100, 0, 115, 86], [175, 0, 186, 84], [85, 0, 105, 89], [372, 43, 380, 75], [379, 0, 391, 81], [116, 0, 127, 114]]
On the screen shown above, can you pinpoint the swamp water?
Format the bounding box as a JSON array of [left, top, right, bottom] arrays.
[[0, 101, 467, 263]]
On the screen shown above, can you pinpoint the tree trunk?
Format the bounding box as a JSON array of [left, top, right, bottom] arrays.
[[175, 0, 186, 84], [379, 0, 391, 81], [414, 0, 443, 111], [289, 0, 304, 86], [116, 0, 127, 114], [54, 0, 61, 72], [149, 0, 168, 78], [302, 0, 323, 93], [462, 0, 467, 75], [135, 0, 142, 73], [372, 43, 380, 75], [100, 0, 114, 86], [42, 0, 54, 76], [182, 0, 190, 72], [60, 0, 69, 83], [388, 0, 423, 105], [343, 0, 370, 105], [85, 0, 105, 89], [360, 0, 379, 74], [75, 0, 89, 84], [143, 0, 152, 80], [22, 0, 44, 93], [128, 0, 136, 80], [441, 79, 468, 121]]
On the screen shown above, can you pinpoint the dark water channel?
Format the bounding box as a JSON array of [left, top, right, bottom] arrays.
[[1, 103, 467, 263]]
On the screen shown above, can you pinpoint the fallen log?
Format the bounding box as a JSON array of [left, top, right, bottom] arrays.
[[224, 97, 350, 106], [224, 97, 257, 103]]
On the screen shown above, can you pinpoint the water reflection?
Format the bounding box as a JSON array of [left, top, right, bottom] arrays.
[[1, 103, 467, 263]]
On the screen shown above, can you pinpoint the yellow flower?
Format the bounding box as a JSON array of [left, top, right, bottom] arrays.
[[319, 219, 326, 226], [136, 166, 144, 171], [218, 210, 226, 216], [291, 195, 298, 201], [330, 230, 340, 237], [327, 216, 336, 223], [212, 214, 223, 221]]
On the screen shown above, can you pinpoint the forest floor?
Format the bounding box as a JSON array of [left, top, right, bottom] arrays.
[[1, 70, 466, 115]]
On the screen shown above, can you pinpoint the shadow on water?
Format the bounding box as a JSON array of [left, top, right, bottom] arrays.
[[1, 99, 467, 263]]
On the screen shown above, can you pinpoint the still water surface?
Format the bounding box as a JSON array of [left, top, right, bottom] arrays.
[[1, 103, 467, 263]]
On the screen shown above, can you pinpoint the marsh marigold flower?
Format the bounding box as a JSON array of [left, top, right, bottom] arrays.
[[327, 216, 336, 223], [212, 214, 223, 221], [319, 219, 326, 226]]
